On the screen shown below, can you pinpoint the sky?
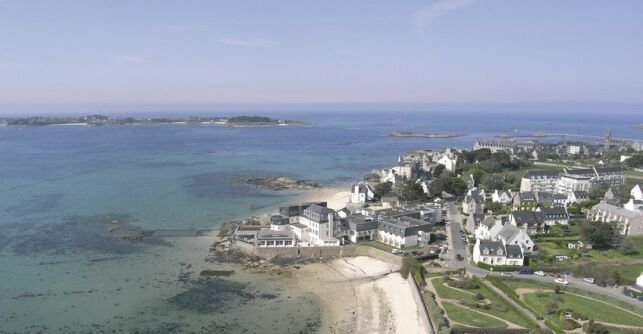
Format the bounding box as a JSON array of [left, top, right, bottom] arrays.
[[0, 0, 642, 114]]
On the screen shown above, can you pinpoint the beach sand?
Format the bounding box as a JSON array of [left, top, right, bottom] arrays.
[[298, 186, 351, 210], [293, 256, 425, 334]]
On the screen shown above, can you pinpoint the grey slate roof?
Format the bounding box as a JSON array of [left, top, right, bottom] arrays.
[[523, 170, 561, 179], [542, 207, 568, 219], [497, 224, 520, 241], [511, 210, 544, 228], [479, 240, 505, 256], [506, 245, 523, 258], [256, 230, 294, 240]]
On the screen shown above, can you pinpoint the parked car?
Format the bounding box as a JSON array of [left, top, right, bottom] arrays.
[[456, 254, 464, 261], [518, 267, 533, 275], [547, 272, 561, 278], [391, 249, 401, 254], [583, 277, 595, 284], [562, 270, 572, 276], [534, 271, 545, 276], [500, 272, 513, 277], [555, 278, 569, 285]]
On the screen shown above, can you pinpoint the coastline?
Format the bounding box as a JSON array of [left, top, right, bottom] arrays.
[[292, 256, 424, 333]]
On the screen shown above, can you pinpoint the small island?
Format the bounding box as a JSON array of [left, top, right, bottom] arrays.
[[389, 131, 464, 139], [234, 176, 322, 191], [0, 114, 307, 128]]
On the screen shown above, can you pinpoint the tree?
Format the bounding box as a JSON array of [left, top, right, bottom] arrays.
[[554, 285, 561, 294], [619, 238, 638, 255], [625, 152, 643, 168], [589, 183, 609, 201], [578, 219, 621, 249], [374, 181, 393, 197], [395, 179, 426, 202], [432, 164, 445, 178]]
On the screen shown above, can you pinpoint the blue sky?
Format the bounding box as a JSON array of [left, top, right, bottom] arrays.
[[0, 0, 642, 113]]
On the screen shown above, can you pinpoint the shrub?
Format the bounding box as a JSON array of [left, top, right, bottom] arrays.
[[474, 292, 484, 300], [583, 320, 608, 334], [449, 277, 479, 290], [563, 319, 581, 331]]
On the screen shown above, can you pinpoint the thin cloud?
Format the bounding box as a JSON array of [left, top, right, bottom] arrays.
[[217, 37, 276, 48], [413, 0, 475, 25]]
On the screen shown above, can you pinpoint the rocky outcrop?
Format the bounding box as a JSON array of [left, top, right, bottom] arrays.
[[235, 176, 322, 191]]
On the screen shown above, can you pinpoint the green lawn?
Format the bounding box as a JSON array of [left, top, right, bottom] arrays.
[[431, 277, 476, 301], [523, 292, 643, 327], [432, 277, 536, 328], [442, 301, 508, 328]]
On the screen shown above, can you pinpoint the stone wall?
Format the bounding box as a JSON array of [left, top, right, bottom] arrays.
[[231, 241, 403, 266], [407, 274, 434, 333]]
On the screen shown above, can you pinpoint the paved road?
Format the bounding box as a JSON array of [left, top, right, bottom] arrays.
[[442, 202, 467, 269]]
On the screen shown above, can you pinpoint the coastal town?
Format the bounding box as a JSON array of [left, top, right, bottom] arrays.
[[218, 130, 643, 334]]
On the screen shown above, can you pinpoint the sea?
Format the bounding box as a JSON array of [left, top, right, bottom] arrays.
[[0, 110, 640, 333]]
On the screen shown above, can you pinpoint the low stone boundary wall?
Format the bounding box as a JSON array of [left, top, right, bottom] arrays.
[[230, 241, 402, 266]]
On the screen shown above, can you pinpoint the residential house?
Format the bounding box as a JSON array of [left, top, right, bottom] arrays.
[[461, 174, 475, 190], [463, 189, 485, 215], [350, 182, 376, 204], [492, 190, 513, 204], [538, 206, 569, 225], [534, 191, 567, 207], [624, 199, 643, 213], [473, 239, 524, 266], [437, 154, 457, 173], [632, 184, 643, 201], [474, 216, 498, 240], [588, 202, 643, 236], [495, 224, 534, 253], [513, 192, 537, 210], [604, 187, 622, 205], [509, 210, 545, 234], [567, 191, 589, 205]]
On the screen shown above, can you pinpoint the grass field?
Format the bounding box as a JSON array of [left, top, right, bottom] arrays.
[[431, 277, 536, 328], [523, 292, 643, 327], [442, 301, 508, 329], [431, 278, 476, 301]]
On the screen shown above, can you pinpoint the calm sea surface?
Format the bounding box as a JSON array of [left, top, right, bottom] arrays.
[[0, 111, 640, 333]]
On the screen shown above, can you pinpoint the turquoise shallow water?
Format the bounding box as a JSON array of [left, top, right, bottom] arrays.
[[0, 111, 640, 333]]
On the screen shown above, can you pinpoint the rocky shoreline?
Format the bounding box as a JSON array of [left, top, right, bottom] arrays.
[[234, 176, 322, 191]]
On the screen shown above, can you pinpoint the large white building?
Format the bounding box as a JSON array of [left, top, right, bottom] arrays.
[[299, 204, 341, 246], [377, 216, 432, 249], [520, 170, 560, 192], [520, 167, 625, 196], [588, 202, 643, 236]]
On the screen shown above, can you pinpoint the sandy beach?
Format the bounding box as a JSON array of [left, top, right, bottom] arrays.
[[293, 256, 425, 334], [298, 186, 352, 210]]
